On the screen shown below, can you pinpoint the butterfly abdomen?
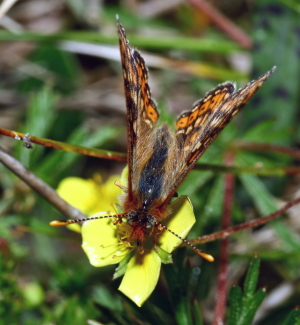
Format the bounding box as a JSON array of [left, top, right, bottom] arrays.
[[137, 126, 169, 204], [121, 125, 175, 244]]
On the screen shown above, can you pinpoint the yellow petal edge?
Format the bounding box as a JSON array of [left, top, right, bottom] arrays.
[[158, 195, 196, 253], [82, 212, 129, 266], [118, 249, 161, 307]]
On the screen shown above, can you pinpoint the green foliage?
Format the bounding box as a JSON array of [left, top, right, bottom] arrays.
[[164, 248, 194, 325], [0, 1, 299, 324], [0, 256, 24, 324], [155, 246, 173, 264], [228, 256, 266, 325], [282, 308, 300, 325], [252, 1, 300, 143], [228, 257, 300, 325]]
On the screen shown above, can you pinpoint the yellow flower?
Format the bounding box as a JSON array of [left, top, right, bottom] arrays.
[[56, 174, 120, 232], [57, 172, 196, 307]]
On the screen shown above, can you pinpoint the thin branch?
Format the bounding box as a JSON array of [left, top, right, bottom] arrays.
[[235, 141, 300, 159], [191, 197, 300, 245], [0, 127, 127, 162], [0, 146, 87, 220], [3, 127, 300, 176], [3, 126, 300, 175], [194, 163, 300, 176]]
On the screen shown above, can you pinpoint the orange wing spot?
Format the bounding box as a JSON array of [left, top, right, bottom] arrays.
[[137, 63, 148, 88], [187, 110, 199, 125], [198, 101, 210, 114], [146, 105, 159, 123], [176, 115, 189, 129], [209, 92, 227, 110]]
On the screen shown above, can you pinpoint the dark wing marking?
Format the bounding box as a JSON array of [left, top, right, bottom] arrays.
[[161, 67, 276, 206], [176, 82, 235, 147], [117, 20, 159, 199]]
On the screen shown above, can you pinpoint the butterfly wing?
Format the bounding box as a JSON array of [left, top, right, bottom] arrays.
[[118, 20, 159, 200], [161, 67, 276, 206]]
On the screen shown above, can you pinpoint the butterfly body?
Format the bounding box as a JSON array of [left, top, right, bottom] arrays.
[[123, 124, 171, 244], [51, 20, 275, 258], [117, 20, 275, 247]]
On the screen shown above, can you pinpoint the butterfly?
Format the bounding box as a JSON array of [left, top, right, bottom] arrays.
[[51, 18, 275, 261]]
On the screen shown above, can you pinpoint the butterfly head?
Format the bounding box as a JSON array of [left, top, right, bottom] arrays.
[[127, 211, 156, 229], [127, 210, 156, 244]]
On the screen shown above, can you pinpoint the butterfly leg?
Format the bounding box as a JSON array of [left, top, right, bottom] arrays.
[[152, 225, 164, 253], [114, 180, 128, 193]]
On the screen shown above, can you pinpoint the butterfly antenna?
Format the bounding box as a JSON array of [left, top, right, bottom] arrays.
[[50, 213, 128, 227], [155, 222, 214, 262]]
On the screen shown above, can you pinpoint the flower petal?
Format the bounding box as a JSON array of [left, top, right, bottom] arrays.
[[100, 174, 124, 205], [57, 176, 123, 217], [118, 249, 161, 307], [158, 195, 196, 253], [57, 177, 100, 215], [120, 166, 128, 188], [81, 212, 129, 266]]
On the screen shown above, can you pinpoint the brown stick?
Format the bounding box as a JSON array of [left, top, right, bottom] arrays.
[[0, 127, 127, 162], [187, 0, 252, 49], [191, 197, 300, 245], [235, 141, 300, 159], [0, 146, 87, 220]]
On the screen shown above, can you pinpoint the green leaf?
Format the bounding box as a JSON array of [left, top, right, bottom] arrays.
[[113, 253, 131, 280], [228, 256, 266, 325], [54, 296, 99, 325], [26, 87, 58, 139], [203, 174, 224, 220], [239, 288, 266, 325], [155, 246, 173, 264], [243, 255, 260, 297], [239, 173, 277, 215], [19, 45, 80, 93], [180, 171, 213, 201], [242, 119, 287, 143], [0, 30, 241, 54], [228, 285, 243, 325], [271, 220, 300, 252], [252, 1, 300, 143], [92, 285, 123, 311], [16, 87, 58, 167], [282, 307, 300, 325], [36, 126, 120, 184], [164, 250, 193, 325], [192, 299, 203, 325]]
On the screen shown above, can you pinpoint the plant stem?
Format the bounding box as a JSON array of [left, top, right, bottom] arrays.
[[0, 146, 87, 220], [0, 127, 126, 162], [191, 197, 300, 245], [213, 151, 235, 325]]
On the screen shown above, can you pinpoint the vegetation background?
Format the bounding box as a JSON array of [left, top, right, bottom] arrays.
[[0, 0, 300, 324]]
